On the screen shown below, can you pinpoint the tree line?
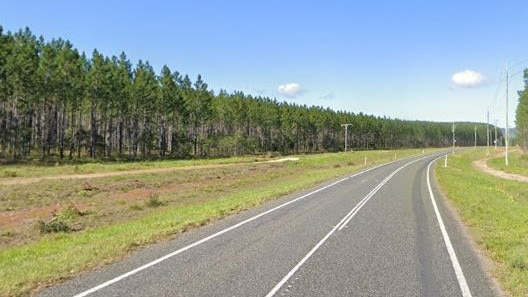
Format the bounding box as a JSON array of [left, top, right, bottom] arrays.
[[0, 26, 501, 162], [516, 69, 528, 153]]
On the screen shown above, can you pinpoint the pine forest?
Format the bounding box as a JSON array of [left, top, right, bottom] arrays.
[[0, 27, 502, 162]]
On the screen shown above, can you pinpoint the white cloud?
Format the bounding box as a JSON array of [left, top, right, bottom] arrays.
[[451, 70, 488, 88], [278, 82, 302, 97]]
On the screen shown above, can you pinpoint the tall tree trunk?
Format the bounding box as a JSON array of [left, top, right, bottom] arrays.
[[77, 108, 82, 158], [118, 119, 124, 157], [90, 97, 97, 157], [59, 104, 66, 159], [69, 107, 75, 159]]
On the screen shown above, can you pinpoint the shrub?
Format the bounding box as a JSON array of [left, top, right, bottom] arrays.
[[57, 204, 82, 220], [3, 170, 17, 177], [129, 204, 143, 211], [145, 194, 166, 208], [38, 220, 71, 234]]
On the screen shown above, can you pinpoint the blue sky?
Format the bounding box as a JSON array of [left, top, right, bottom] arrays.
[[2, 1, 527, 127]]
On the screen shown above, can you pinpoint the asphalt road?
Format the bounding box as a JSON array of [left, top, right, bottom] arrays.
[[38, 153, 501, 297]]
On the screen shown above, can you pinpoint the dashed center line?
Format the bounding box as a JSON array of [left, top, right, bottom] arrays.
[[265, 156, 429, 297], [72, 157, 398, 296]]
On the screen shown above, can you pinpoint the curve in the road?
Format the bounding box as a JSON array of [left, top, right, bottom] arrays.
[[72, 160, 395, 297], [265, 156, 432, 297], [37, 152, 499, 297]]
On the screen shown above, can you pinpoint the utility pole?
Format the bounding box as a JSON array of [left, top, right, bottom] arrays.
[[486, 110, 490, 156], [505, 69, 509, 166], [474, 126, 477, 148], [494, 119, 498, 150], [341, 124, 352, 152], [452, 122, 456, 153]]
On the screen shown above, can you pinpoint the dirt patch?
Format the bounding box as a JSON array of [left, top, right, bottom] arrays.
[[265, 157, 299, 163], [0, 162, 245, 186], [0, 163, 280, 248], [0, 204, 60, 229], [0, 181, 197, 247], [473, 157, 528, 183]]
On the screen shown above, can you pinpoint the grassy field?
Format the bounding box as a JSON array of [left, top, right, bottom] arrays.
[[488, 149, 528, 177], [0, 156, 263, 179], [0, 149, 431, 296], [435, 148, 528, 296]]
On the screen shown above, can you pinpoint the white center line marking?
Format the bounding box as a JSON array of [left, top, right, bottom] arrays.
[[73, 158, 399, 297], [265, 156, 429, 297], [427, 157, 472, 297]]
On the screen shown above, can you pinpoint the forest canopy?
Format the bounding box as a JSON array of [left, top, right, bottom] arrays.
[[0, 26, 501, 162]]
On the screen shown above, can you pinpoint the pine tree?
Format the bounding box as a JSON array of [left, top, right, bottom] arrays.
[[0, 25, 504, 162], [85, 49, 108, 157], [6, 28, 39, 159]]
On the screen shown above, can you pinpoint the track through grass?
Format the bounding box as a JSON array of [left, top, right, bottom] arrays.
[[488, 149, 528, 177]]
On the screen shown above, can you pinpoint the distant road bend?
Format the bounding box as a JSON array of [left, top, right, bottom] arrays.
[[39, 152, 500, 297]]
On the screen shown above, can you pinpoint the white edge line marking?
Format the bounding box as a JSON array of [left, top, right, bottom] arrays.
[[265, 156, 429, 297], [427, 157, 472, 297], [73, 159, 398, 296]]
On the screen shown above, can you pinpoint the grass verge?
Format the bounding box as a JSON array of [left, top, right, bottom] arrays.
[[0, 149, 432, 296], [0, 156, 262, 179], [488, 149, 528, 177], [435, 148, 528, 296]]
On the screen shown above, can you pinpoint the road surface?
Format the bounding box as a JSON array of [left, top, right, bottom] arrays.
[[38, 153, 501, 297]]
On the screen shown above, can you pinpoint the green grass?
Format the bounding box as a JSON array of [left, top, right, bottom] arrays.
[[0, 156, 262, 179], [435, 149, 528, 297], [488, 150, 528, 177], [0, 149, 435, 296]]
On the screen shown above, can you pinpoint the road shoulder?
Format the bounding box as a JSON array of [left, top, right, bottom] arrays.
[[432, 161, 505, 297]]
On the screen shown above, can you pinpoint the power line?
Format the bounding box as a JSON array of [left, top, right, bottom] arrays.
[[491, 69, 504, 109], [509, 68, 525, 79], [508, 57, 528, 70], [490, 63, 525, 134]]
